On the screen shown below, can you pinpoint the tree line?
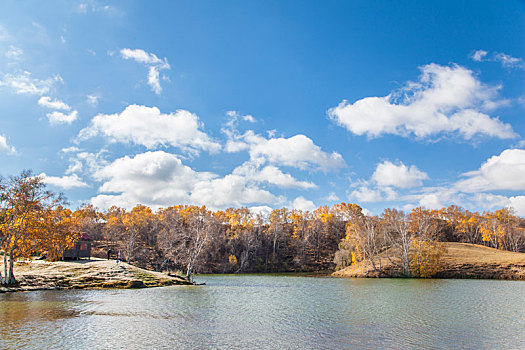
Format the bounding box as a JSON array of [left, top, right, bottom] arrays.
[[1, 171, 525, 284]]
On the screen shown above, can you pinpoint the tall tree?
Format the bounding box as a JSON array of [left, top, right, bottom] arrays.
[[0, 171, 63, 285]]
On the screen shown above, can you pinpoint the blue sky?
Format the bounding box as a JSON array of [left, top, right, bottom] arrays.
[[1, 0, 524, 215]]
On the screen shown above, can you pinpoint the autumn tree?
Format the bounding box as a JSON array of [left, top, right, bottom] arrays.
[[337, 214, 384, 273], [39, 206, 78, 261], [158, 206, 218, 280], [0, 171, 64, 285]]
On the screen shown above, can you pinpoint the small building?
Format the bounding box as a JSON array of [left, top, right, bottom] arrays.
[[62, 234, 92, 260]]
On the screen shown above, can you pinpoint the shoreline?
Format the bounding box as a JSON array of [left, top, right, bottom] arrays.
[[332, 242, 525, 280], [0, 258, 193, 293], [3, 242, 525, 293]]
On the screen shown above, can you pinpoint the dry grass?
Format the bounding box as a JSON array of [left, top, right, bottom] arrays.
[[0, 258, 193, 293], [333, 242, 525, 280]]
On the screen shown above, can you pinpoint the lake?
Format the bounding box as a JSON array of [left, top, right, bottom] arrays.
[[1, 275, 524, 349]]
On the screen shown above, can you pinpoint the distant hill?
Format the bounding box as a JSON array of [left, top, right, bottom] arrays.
[[333, 242, 525, 280]]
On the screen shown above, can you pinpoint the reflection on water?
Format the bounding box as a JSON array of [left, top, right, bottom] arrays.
[[1, 276, 524, 349]]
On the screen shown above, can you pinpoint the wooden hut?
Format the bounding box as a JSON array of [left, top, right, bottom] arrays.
[[62, 234, 92, 260]]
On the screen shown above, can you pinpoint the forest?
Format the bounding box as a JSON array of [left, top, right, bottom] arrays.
[[1, 170, 525, 284]]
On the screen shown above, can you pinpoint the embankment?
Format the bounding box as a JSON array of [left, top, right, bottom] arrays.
[[0, 258, 193, 293], [332, 242, 525, 280]]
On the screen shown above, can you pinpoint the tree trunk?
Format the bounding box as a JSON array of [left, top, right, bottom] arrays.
[[186, 262, 193, 281], [7, 253, 16, 285], [2, 252, 8, 285]]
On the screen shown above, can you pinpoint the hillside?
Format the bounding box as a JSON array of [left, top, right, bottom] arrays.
[[333, 242, 525, 280], [0, 258, 193, 293]]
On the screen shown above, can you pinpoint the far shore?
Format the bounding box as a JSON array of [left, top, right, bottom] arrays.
[[332, 242, 525, 280], [0, 258, 193, 293], [2, 242, 525, 293]]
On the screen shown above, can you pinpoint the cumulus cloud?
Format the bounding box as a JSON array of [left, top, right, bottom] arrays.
[[347, 160, 425, 203], [325, 192, 340, 202], [371, 160, 428, 188], [77, 105, 220, 154], [418, 193, 443, 210], [292, 196, 317, 211], [455, 149, 525, 192], [120, 48, 170, 94], [225, 126, 345, 170], [38, 96, 71, 110], [348, 185, 398, 203], [40, 173, 89, 189], [328, 63, 516, 140], [0, 134, 15, 154], [249, 134, 346, 170], [345, 150, 525, 216], [0, 71, 62, 95], [46, 110, 79, 125], [232, 162, 316, 189], [90, 151, 282, 210]]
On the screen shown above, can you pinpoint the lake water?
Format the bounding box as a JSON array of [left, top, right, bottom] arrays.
[[1, 275, 524, 349]]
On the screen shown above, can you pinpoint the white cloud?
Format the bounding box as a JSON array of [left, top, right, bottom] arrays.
[[0, 71, 62, 95], [38, 96, 71, 110], [349, 185, 384, 203], [325, 192, 340, 202], [0, 24, 9, 41], [509, 196, 525, 216], [248, 134, 346, 170], [77, 2, 116, 14], [232, 162, 317, 189], [372, 160, 428, 188], [90, 151, 282, 210], [78, 3, 88, 13], [46, 110, 79, 125], [455, 149, 525, 192], [5, 45, 23, 60], [469, 50, 525, 70], [147, 66, 162, 94], [292, 196, 317, 211], [471, 49, 488, 62], [348, 185, 398, 203], [86, 94, 99, 106], [494, 52, 525, 69], [418, 194, 443, 210], [40, 173, 89, 189], [61, 146, 81, 153], [223, 113, 345, 171], [77, 105, 220, 153], [328, 63, 516, 140], [191, 174, 282, 210], [120, 48, 170, 94], [0, 134, 15, 154], [249, 205, 273, 217], [120, 48, 167, 66]]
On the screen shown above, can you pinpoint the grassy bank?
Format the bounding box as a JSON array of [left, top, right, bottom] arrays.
[[332, 242, 525, 280], [0, 258, 193, 293]]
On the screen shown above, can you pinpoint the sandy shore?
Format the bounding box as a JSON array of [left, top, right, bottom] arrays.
[[0, 258, 193, 293], [332, 242, 525, 280]]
